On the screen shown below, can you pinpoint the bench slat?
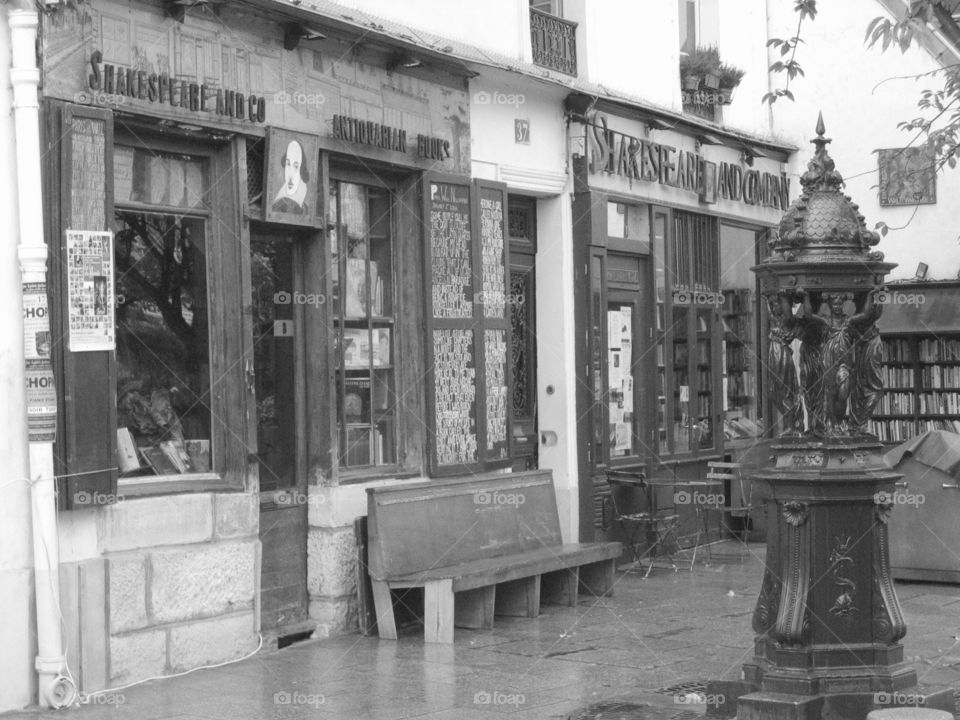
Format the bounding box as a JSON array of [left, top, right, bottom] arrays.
[[385, 542, 621, 592]]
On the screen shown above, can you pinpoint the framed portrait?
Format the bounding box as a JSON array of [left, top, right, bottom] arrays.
[[264, 128, 320, 226], [699, 160, 718, 204], [877, 147, 936, 206]]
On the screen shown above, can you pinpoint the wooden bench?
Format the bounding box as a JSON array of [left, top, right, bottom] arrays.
[[365, 469, 621, 643]]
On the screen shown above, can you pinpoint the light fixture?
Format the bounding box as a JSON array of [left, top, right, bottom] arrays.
[[387, 52, 424, 71], [283, 24, 327, 51], [916, 262, 929, 279]]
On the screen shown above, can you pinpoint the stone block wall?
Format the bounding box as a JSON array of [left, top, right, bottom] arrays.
[[306, 479, 425, 637], [101, 492, 260, 684]]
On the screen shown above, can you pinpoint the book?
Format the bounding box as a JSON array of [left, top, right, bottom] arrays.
[[343, 377, 371, 423], [374, 328, 391, 367], [116, 428, 141, 473], [142, 445, 181, 475], [344, 258, 367, 316], [160, 440, 191, 473], [342, 328, 371, 367]]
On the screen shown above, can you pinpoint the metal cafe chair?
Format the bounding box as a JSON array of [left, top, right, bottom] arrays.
[[606, 469, 681, 578], [703, 460, 754, 562]]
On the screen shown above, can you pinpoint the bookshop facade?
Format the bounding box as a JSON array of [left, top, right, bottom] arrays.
[[568, 105, 793, 541], [36, 0, 513, 691]]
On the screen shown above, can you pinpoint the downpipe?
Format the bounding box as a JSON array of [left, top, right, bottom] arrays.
[[8, 3, 76, 708]]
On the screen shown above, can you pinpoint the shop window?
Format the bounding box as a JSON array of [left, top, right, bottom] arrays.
[[720, 224, 764, 444], [607, 202, 651, 253], [329, 181, 397, 469], [113, 147, 213, 477], [653, 207, 721, 458]]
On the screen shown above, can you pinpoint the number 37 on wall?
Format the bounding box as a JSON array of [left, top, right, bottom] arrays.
[[514, 119, 531, 145]]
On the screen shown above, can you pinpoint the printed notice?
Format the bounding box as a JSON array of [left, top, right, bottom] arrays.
[[22, 282, 52, 360], [26, 359, 57, 442], [66, 230, 115, 352]]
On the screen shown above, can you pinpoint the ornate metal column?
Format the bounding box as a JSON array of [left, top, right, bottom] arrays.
[[711, 116, 955, 719]]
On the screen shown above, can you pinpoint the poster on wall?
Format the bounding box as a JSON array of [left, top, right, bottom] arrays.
[[264, 128, 320, 226], [66, 230, 115, 352]]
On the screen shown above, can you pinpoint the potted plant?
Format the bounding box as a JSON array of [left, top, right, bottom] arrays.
[[679, 46, 720, 91], [717, 62, 746, 104]]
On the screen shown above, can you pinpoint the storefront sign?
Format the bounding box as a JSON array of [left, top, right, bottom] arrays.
[[66, 230, 115, 352], [333, 114, 452, 161], [586, 115, 790, 210], [87, 50, 267, 123]]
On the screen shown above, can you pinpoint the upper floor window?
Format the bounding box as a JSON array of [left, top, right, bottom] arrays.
[[530, 0, 563, 16]]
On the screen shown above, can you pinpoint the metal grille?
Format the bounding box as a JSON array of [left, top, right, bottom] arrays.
[[510, 269, 531, 415], [246, 137, 265, 206], [673, 211, 719, 292]]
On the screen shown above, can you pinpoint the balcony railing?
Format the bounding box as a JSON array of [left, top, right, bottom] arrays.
[[530, 8, 577, 76]]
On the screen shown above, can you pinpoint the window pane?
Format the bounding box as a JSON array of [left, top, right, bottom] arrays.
[[114, 146, 205, 209], [114, 212, 211, 475], [653, 213, 669, 455], [335, 182, 396, 469], [608, 303, 636, 458]]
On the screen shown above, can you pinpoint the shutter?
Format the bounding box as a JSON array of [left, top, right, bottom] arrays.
[[45, 101, 118, 509], [421, 174, 512, 475]]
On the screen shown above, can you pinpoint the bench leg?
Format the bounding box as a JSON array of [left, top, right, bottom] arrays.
[[455, 586, 495, 629], [578, 559, 616, 598], [496, 576, 540, 618], [541, 568, 578, 607], [423, 579, 455, 643], [370, 580, 398, 640]]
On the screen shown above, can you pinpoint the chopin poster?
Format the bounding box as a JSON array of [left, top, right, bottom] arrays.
[[66, 230, 115, 352]]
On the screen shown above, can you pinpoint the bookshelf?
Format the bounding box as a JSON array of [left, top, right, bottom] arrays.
[[330, 181, 397, 469], [721, 289, 760, 441], [869, 281, 960, 443]]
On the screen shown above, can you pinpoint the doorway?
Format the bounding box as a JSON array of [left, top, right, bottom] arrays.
[[251, 228, 308, 633]]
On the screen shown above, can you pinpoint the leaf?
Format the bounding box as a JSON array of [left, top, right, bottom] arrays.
[[781, 42, 791, 56], [769, 61, 785, 73], [782, 89, 795, 102], [767, 38, 784, 48], [864, 16, 885, 44]]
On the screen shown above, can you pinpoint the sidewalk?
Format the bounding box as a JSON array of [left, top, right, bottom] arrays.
[[4, 542, 959, 719]]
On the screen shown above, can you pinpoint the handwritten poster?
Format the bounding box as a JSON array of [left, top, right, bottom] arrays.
[[66, 230, 115, 352]]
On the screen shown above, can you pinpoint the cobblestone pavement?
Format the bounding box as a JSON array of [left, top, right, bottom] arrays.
[[4, 542, 960, 719]]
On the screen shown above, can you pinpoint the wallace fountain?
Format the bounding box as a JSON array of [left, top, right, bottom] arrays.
[[707, 115, 956, 719]]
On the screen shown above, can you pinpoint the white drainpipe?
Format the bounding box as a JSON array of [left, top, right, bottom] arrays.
[[8, 4, 76, 709]]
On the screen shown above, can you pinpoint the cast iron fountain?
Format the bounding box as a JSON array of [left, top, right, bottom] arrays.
[[707, 115, 955, 719]]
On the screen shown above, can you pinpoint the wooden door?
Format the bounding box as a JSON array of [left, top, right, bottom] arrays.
[[251, 229, 308, 633]]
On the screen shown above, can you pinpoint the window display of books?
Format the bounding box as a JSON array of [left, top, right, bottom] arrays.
[[116, 426, 210, 476], [342, 327, 391, 368]]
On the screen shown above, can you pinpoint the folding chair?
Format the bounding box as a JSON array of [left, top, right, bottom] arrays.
[[606, 469, 681, 577], [704, 461, 755, 562]]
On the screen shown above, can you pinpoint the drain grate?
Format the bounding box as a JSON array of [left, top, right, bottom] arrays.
[[567, 701, 702, 720], [652, 680, 707, 696]]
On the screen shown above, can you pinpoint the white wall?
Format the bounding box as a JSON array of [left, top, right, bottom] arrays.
[[0, 9, 38, 712], [329, 0, 526, 60], [717, 0, 772, 137], [770, 0, 960, 280]]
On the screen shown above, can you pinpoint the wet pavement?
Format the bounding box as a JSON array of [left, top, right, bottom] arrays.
[[4, 541, 960, 719]]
